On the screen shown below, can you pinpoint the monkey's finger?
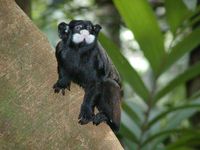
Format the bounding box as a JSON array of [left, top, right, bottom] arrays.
[[93, 122, 100, 126], [54, 88, 60, 93], [78, 119, 82, 124], [78, 113, 83, 119], [78, 118, 88, 125], [62, 89, 65, 95], [53, 83, 59, 89]]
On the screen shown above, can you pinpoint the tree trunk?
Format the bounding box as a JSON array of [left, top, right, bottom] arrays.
[[0, 0, 123, 149], [15, 0, 31, 18], [186, 46, 200, 126], [96, 0, 121, 46], [186, 0, 200, 127]]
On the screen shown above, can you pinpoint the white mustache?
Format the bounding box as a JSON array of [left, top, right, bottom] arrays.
[[72, 29, 95, 44]]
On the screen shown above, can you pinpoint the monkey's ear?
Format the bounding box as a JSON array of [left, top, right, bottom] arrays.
[[58, 22, 69, 39], [94, 24, 102, 33]]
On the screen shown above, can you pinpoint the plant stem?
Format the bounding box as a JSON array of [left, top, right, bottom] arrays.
[[137, 77, 157, 150]]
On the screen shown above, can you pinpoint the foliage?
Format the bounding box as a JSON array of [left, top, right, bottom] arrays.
[[98, 0, 200, 149]]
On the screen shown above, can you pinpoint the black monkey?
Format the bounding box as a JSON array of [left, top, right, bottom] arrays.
[[53, 20, 122, 132]]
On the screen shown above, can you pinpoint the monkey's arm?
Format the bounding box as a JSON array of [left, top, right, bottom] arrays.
[[53, 42, 71, 95], [96, 43, 121, 85]]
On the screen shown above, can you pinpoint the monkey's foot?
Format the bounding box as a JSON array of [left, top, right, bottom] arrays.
[[93, 112, 108, 126], [78, 105, 94, 125], [53, 81, 70, 95]]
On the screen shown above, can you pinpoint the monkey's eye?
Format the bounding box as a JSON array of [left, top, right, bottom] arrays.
[[75, 25, 82, 31], [86, 25, 92, 31]]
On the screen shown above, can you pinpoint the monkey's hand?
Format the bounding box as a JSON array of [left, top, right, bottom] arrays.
[[53, 79, 71, 95]]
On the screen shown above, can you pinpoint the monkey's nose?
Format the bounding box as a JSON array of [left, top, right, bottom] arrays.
[[80, 29, 89, 36]]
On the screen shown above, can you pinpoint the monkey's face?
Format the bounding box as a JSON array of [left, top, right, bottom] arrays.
[[58, 20, 101, 45], [70, 21, 96, 44]]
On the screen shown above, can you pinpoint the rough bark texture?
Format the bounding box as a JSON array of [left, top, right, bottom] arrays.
[[0, 0, 123, 149], [15, 0, 31, 18]]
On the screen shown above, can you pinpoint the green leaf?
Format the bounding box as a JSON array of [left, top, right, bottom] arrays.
[[183, 0, 198, 11], [113, 0, 166, 75], [120, 111, 141, 144], [165, 0, 191, 34], [143, 129, 200, 146], [155, 61, 200, 101], [148, 97, 200, 128], [166, 133, 200, 150], [119, 124, 139, 144], [99, 34, 149, 101], [121, 111, 141, 138], [142, 98, 200, 147], [161, 28, 200, 73], [190, 14, 200, 28], [142, 100, 200, 148], [174, 5, 200, 33], [122, 102, 141, 126], [123, 138, 138, 150]]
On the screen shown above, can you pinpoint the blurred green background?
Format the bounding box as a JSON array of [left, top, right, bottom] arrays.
[[17, 0, 200, 149]]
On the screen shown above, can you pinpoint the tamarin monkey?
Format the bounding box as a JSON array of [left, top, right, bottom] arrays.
[[53, 20, 122, 132]]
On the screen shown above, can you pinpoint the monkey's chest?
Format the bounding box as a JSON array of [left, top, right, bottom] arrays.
[[62, 51, 99, 85]]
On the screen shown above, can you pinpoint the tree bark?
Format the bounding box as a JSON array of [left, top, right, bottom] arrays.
[[186, 0, 200, 127], [15, 0, 31, 18], [186, 46, 200, 127], [96, 0, 121, 47], [0, 0, 123, 149]]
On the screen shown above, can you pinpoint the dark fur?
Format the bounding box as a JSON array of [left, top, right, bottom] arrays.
[[53, 20, 122, 132]]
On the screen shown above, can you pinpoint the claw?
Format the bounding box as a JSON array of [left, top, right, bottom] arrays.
[[78, 114, 81, 119], [78, 110, 94, 125], [62, 89, 65, 95], [78, 118, 91, 125], [53, 82, 67, 95], [54, 87, 60, 93]]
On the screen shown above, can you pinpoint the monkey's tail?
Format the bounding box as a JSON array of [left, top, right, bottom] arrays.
[[102, 79, 121, 132]]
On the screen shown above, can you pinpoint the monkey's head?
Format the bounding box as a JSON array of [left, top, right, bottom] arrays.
[[58, 20, 102, 45]]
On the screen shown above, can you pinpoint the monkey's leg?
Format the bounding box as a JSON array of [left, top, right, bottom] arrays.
[[78, 85, 99, 125], [53, 65, 71, 95]]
